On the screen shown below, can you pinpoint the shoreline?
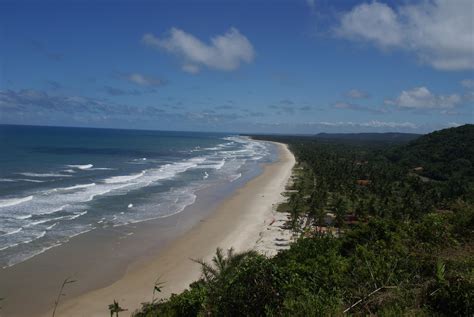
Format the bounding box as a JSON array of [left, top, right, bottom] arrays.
[[51, 142, 294, 316], [0, 142, 295, 317]]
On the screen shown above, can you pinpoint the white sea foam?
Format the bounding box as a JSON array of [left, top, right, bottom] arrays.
[[67, 164, 93, 170], [103, 171, 145, 184], [69, 210, 87, 220], [36, 231, 47, 239], [18, 178, 46, 183], [46, 223, 58, 230], [89, 183, 136, 201], [19, 172, 71, 178], [0, 195, 33, 208], [57, 183, 96, 191], [229, 173, 242, 182], [129, 158, 147, 164], [24, 213, 73, 227], [27, 219, 54, 227], [153, 157, 204, 177], [122, 157, 206, 189], [0, 243, 18, 252], [195, 159, 225, 170], [213, 160, 225, 170], [2, 242, 61, 269], [112, 188, 198, 227], [15, 205, 68, 220], [0, 178, 16, 182], [1, 224, 95, 268], [2, 227, 23, 236]]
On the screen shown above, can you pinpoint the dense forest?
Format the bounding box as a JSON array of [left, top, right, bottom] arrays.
[[133, 124, 473, 316]]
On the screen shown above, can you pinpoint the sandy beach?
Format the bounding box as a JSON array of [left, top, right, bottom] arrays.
[[0, 142, 294, 317], [50, 141, 294, 317]]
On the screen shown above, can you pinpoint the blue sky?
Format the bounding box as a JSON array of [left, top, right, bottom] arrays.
[[1, 0, 473, 133]]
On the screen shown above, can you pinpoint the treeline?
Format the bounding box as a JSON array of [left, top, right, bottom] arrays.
[[133, 125, 473, 316]]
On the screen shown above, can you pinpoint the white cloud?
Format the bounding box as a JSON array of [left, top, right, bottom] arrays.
[[385, 86, 462, 110], [333, 101, 386, 114], [335, 0, 474, 71], [463, 91, 474, 102], [0, 89, 167, 117], [461, 79, 474, 89], [126, 73, 165, 87], [333, 102, 350, 109], [142, 27, 255, 73], [346, 89, 369, 99], [182, 64, 200, 74], [317, 120, 417, 129], [446, 122, 462, 127], [337, 2, 402, 47]]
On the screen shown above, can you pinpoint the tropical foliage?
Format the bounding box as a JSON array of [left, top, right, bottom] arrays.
[[133, 124, 473, 316]]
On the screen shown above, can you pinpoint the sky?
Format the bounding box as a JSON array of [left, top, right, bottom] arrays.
[[0, 0, 473, 134]]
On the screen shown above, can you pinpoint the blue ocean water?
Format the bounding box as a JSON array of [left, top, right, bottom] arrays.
[[0, 125, 275, 268]]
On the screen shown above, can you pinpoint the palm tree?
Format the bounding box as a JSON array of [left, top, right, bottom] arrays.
[[193, 248, 258, 283], [333, 195, 347, 234], [309, 190, 327, 233], [52, 277, 76, 317], [288, 192, 301, 230], [108, 300, 126, 317]]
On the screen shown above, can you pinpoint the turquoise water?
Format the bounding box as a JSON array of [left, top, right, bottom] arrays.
[[0, 125, 276, 268]]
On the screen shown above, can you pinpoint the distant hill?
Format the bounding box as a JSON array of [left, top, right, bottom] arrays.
[[314, 132, 420, 143], [387, 124, 474, 181], [248, 132, 421, 145]]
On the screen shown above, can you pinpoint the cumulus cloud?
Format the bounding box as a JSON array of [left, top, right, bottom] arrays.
[[181, 64, 200, 74], [346, 89, 369, 99], [142, 27, 255, 73], [335, 0, 474, 71], [333, 102, 385, 114], [337, 2, 402, 47], [461, 79, 474, 89], [385, 87, 462, 110], [124, 73, 165, 87]]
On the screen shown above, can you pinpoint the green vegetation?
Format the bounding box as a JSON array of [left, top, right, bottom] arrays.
[[133, 124, 473, 316], [109, 300, 127, 317]]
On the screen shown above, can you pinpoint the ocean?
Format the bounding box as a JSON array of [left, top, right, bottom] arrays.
[[0, 125, 276, 268]]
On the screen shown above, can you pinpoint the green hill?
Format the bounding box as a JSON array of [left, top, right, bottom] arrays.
[[387, 124, 474, 181], [315, 132, 420, 144]]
